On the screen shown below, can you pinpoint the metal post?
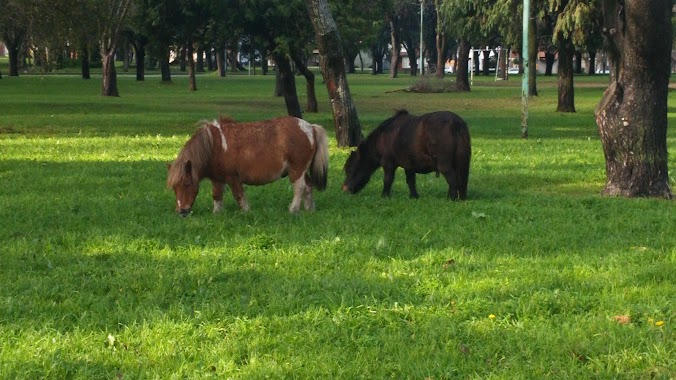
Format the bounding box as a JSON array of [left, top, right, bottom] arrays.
[[521, 0, 530, 139], [419, 0, 424, 75]]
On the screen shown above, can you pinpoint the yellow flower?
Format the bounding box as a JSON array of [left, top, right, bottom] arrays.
[[655, 321, 665, 327], [489, 314, 496, 320]]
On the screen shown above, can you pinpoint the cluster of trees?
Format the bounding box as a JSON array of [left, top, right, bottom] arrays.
[[1, 0, 673, 198]]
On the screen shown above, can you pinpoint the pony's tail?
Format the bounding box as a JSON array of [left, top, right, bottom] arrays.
[[455, 123, 472, 200], [309, 125, 329, 191]]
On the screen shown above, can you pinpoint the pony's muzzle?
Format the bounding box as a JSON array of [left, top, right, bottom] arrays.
[[178, 208, 192, 217]]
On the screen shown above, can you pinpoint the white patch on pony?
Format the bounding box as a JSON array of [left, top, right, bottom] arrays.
[[297, 119, 314, 146], [213, 120, 228, 152]]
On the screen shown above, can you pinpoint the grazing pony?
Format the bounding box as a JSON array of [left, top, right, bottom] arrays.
[[343, 110, 471, 200], [168, 116, 329, 216]]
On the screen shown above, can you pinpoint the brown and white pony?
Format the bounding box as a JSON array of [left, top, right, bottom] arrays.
[[167, 116, 329, 216]]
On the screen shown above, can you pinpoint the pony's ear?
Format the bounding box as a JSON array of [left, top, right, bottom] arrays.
[[184, 160, 193, 175]]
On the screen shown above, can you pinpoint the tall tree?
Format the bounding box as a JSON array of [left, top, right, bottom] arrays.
[[0, 0, 30, 77], [549, 0, 600, 112], [306, 0, 363, 147], [97, 0, 134, 96], [594, 0, 672, 198]]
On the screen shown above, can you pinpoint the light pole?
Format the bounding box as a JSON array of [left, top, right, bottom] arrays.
[[419, 0, 424, 75]]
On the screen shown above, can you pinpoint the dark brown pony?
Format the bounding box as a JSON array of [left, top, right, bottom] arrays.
[[343, 110, 471, 200], [168, 116, 329, 215]]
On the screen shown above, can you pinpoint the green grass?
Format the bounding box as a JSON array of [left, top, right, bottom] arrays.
[[1, 71, 674, 379]]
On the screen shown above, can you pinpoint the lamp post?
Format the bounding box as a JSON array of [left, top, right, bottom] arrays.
[[419, 0, 424, 75], [521, 0, 530, 138]]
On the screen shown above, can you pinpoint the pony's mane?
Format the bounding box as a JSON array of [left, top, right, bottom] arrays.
[[369, 109, 411, 139], [167, 121, 214, 187]]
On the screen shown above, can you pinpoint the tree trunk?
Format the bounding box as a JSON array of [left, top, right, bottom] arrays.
[[272, 53, 302, 118], [574, 51, 582, 74], [556, 32, 575, 112], [160, 48, 172, 83], [482, 50, 490, 76], [187, 42, 197, 91], [135, 43, 145, 81], [389, 20, 400, 78], [179, 45, 187, 72], [274, 67, 283, 96], [595, 0, 672, 198], [101, 50, 119, 96], [544, 51, 555, 76], [98, 0, 132, 96], [435, 32, 445, 79], [306, 0, 363, 147], [292, 52, 318, 113], [587, 50, 596, 75], [80, 40, 91, 80], [4, 33, 23, 76], [196, 45, 205, 73], [456, 38, 471, 92], [216, 45, 226, 77], [528, 15, 538, 95]]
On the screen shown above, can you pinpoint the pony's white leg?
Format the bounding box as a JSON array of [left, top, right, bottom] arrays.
[[289, 176, 306, 213], [229, 181, 250, 212], [303, 179, 315, 211], [213, 199, 224, 213], [237, 195, 250, 212], [212, 181, 226, 213]]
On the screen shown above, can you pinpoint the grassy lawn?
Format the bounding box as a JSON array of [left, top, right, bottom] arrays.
[[0, 70, 674, 379]]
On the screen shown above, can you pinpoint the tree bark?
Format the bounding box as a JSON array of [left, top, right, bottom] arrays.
[[588, 50, 596, 75], [435, 32, 445, 79], [389, 19, 400, 78], [305, 0, 363, 147], [528, 15, 538, 96], [160, 48, 172, 83], [101, 51, 119, 97], [134, 43, 145, 81], [482, 50, 490, 76], [456, 38, 470, 92], [187, 41, 197, 91], [272, 53, 302, 118], [595, 0, 672, 198], [216, 45, 226, 77], [3, 31, 24, 76], [556, 32, 575, 112], [544, 51, 555, 76], [574, 51, 582, 74], [292, 52, 318, 113], [98, 0, 132, 96], [80, 40, 91, 80]]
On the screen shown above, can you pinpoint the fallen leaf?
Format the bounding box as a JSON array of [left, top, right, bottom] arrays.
[[443, 259, 455, 270], [459, 343, 470, 356], [614, 315, 631, 325]]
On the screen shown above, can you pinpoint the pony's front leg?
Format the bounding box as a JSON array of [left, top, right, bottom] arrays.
[[212, 181, 226, 213], [381, 163, 396, 197], [228, 180, 250, 211]]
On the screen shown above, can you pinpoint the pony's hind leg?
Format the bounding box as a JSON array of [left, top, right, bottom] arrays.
[[289, 176, 306, 213], [302, 177, 315, 211]]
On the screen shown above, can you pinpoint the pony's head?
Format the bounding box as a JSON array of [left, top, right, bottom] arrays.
[[167, 124, 214, 216], [167, 160, 200, 217], [342, 145, 378, 194]]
